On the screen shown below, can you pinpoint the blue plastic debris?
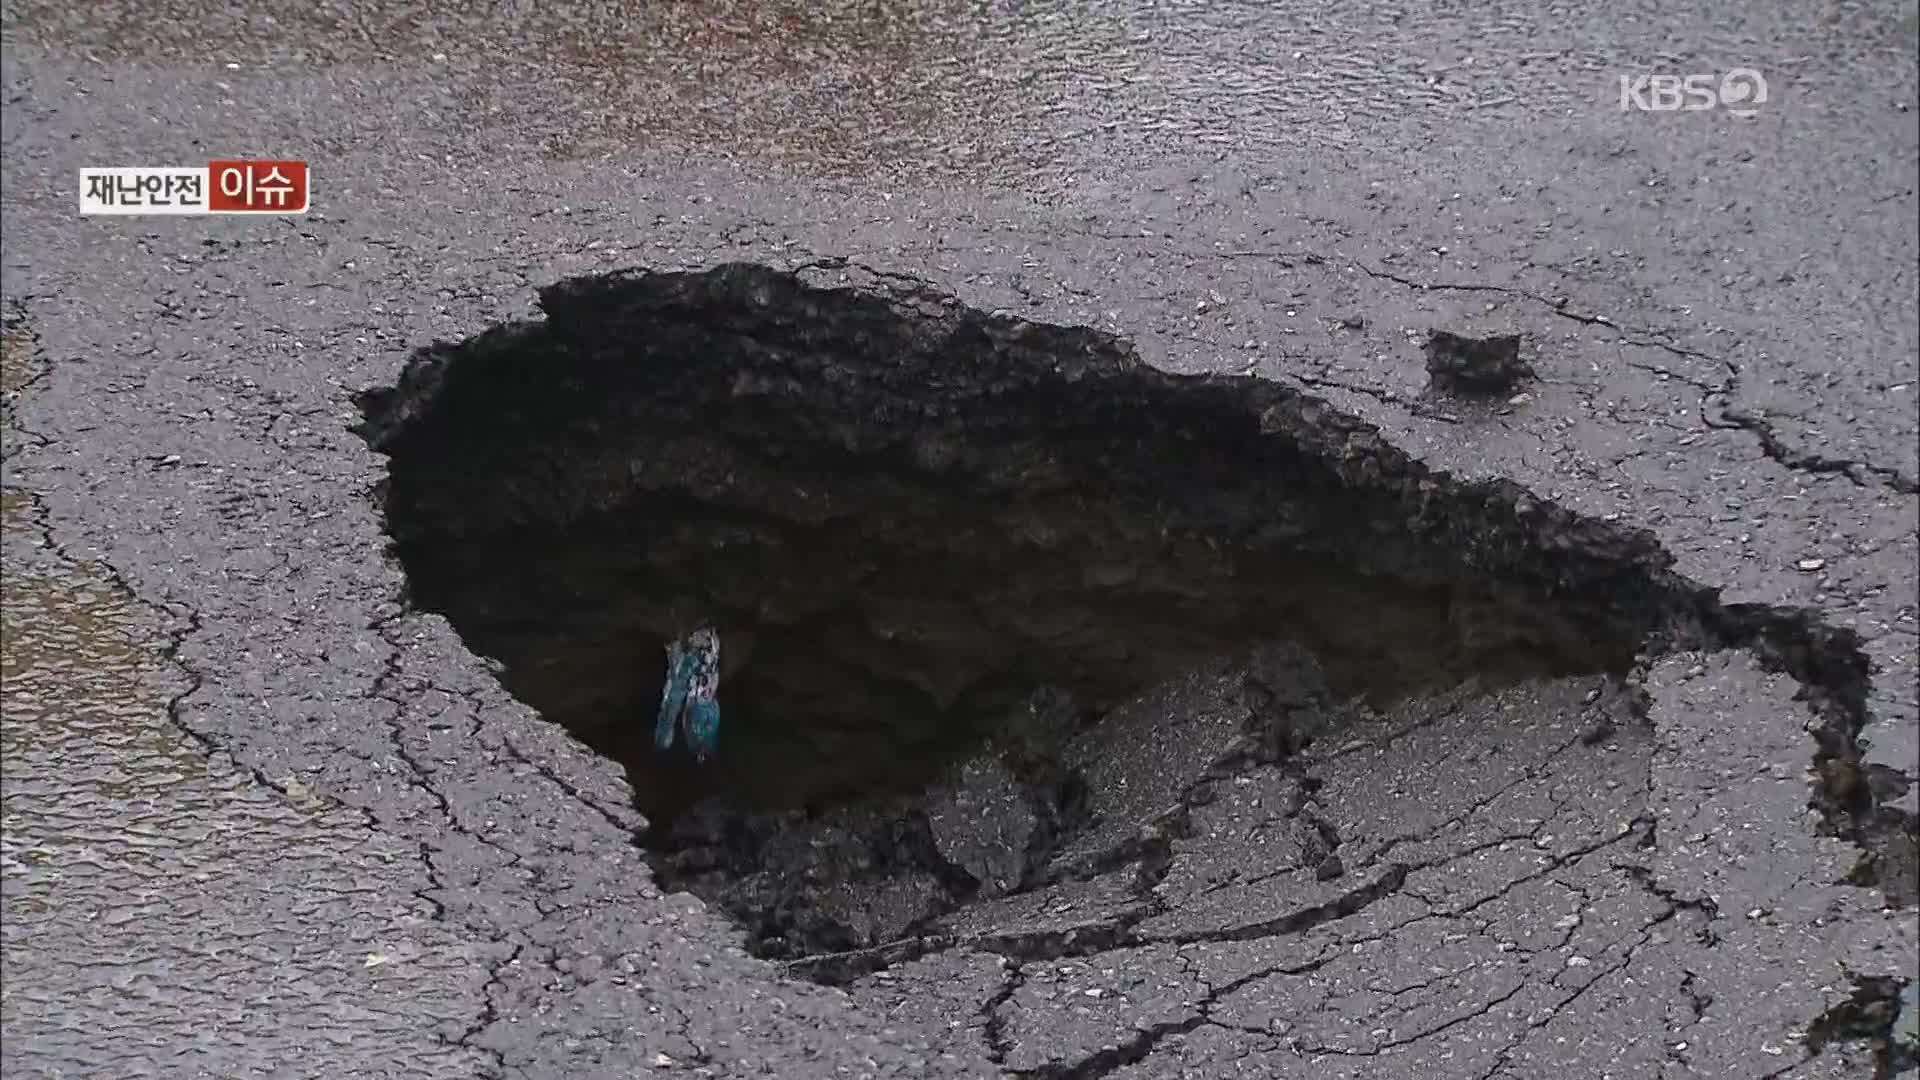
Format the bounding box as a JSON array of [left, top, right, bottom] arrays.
[[654, 627, 721, 763]]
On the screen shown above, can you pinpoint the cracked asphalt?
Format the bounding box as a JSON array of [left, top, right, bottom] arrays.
[[2, 2, 1917, 1078]]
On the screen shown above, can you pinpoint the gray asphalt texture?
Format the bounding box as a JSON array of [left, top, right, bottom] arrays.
[[3, 2, 1918, 1078]]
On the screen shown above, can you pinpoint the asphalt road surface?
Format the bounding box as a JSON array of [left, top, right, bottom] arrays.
[[3, 3, 1917, 1078]]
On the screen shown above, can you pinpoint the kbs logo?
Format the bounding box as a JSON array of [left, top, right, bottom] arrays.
[[79, 161, 310, 215], [1618, 69, 1768, 117]]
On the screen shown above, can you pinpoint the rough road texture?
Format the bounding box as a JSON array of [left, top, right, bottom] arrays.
[[354, 264, 1919, 1078], [353, 264, 1679, 811], [3, 2, 1918, 1078]]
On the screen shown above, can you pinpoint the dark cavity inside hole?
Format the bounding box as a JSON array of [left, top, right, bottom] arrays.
[[354, 263, 1697, 961]]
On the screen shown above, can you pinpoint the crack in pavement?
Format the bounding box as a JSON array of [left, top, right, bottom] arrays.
[[1473, 911, 1687, 1080], [982, 961, 1028, 1065], [1707, 399, 1920, 495], [3, 65, 1911, 1070], [2, 298, 502, 1076], [1351, 263, 1919, 495], [365, 615, 521, 1075]]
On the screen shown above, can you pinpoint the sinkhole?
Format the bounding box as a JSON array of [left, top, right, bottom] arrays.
[[355, 262, 1895, 964]]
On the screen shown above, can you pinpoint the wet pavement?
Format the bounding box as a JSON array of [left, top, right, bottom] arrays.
[[2, 1, 1918, 1078], [4, 320, 486, 1077], [0, 488, 490, 1076]]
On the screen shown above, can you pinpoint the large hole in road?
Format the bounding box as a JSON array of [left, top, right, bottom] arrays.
[[355, 262, 1903, 966]]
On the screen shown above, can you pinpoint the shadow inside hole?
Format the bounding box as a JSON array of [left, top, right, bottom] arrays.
[[397, 491, 1591, 840], [357, 262, 1694, 958]]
